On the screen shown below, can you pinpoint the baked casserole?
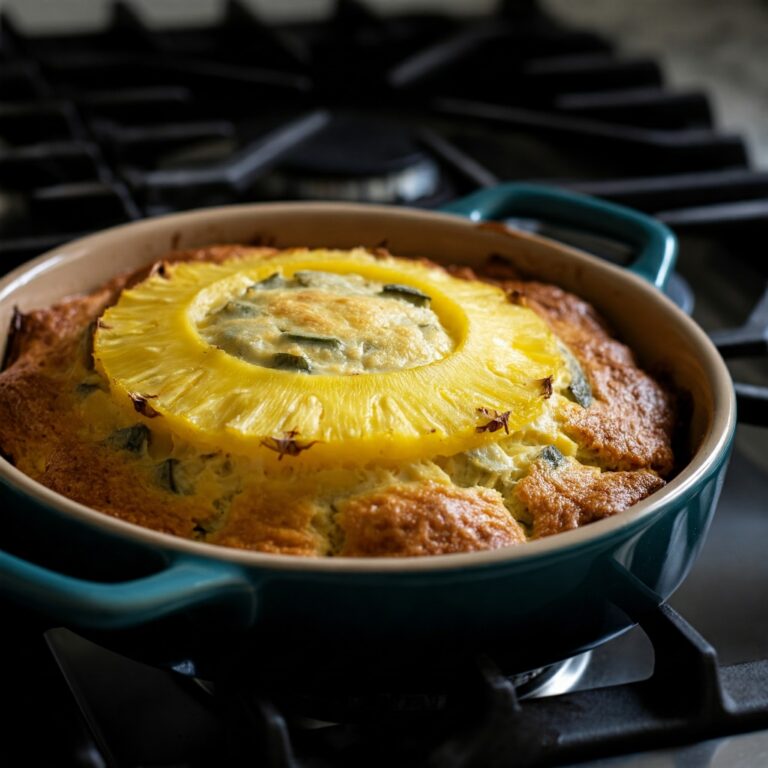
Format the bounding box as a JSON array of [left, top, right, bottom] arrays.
[[0, 246, 675, 557]]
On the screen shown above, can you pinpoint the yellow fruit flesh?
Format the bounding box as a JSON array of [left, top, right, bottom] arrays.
[[94, 249, 565, 469]]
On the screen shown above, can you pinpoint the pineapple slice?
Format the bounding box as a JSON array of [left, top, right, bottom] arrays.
[[94, 248, 565, 469]]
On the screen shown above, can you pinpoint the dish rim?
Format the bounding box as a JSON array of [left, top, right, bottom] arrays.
[[0, 202, 737, 574]]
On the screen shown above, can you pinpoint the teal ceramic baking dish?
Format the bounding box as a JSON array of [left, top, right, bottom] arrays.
[[0, 184, 735, 676]]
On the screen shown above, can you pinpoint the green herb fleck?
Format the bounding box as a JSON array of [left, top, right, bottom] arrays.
[[247, 272, 284, 290], [156, 458, 194, 495], [567, 363, 592, 408], [223, 300, 259, 317], [272, 352, 312, 373], [380, 284, 431, 307], [156, 458, 181, 494], [107, 424, 150, 453], [76, 381, 102, 397], [293, 270, 323, 287], [283, 333, 343, 350], [539, 445, 565, 470]]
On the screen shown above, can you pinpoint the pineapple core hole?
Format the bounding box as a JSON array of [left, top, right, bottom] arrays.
[[195, 268, 456, 375]]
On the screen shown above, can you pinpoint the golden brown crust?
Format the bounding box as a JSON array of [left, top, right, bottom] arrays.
[[500, 280, 675, 475], [206, 486, 326, 556], [38, 439, 214, 539], [0, 367, 70, 470], [0, 289, 117, 469], [6, 286, 120, 369], [515, 458, 665, 538], [140, 244, 277, 277], [337, 482, 525, 557]]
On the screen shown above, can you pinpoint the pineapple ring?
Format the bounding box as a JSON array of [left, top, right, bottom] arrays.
[[94, 249, 565, 468]]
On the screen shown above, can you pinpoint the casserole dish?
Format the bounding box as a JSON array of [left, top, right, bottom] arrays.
[[0, 184, 735, 679]]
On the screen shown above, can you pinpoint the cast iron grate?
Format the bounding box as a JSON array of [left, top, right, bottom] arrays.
[[41, 600, 768, 767], [0, 0, 765, 254], [709, 287, 768, 425]]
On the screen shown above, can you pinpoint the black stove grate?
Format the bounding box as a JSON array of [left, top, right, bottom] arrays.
[[37, 597, 768, 768], [709, 288, 768, 425], [2, 1, 767, 258]]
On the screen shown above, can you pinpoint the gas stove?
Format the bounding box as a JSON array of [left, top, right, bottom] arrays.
[[1, 2, 767, 766]]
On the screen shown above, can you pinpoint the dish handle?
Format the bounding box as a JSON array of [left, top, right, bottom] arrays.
[[442, 182, 677, 291], [0, 547, 256, 630]]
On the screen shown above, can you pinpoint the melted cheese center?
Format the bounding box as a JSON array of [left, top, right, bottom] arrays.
[[197, 270, 454, 375]]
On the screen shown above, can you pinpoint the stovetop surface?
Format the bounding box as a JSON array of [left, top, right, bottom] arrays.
[[1, 2, 767, 766]]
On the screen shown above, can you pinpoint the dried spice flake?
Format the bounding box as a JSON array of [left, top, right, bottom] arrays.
[[261, 429, 318, 461], [130, 392, 161, 418], [539, 376, 553, 399], [83, 321, 97, 370], [2, 306, 27, 371], [475, 407, 511, 435], [367, 241, 391, 260], [148, 260, 171, 280]]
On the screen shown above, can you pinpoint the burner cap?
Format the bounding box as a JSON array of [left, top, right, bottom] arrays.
[[285, 114, 428, 176], [260, 114, 443, 204], [205, 652, 592, 725]]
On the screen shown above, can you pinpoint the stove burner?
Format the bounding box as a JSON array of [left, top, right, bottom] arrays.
[[42, 602, 768, 768], [44, 626, 592, 766], [239, 652, 591, 725], [259, 115, 444, 204]]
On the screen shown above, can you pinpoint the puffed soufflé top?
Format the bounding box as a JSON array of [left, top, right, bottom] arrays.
[[0, 245, 674, 556]]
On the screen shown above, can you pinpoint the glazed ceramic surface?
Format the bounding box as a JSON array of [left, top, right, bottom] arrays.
[[0, 184, 735, 673]]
